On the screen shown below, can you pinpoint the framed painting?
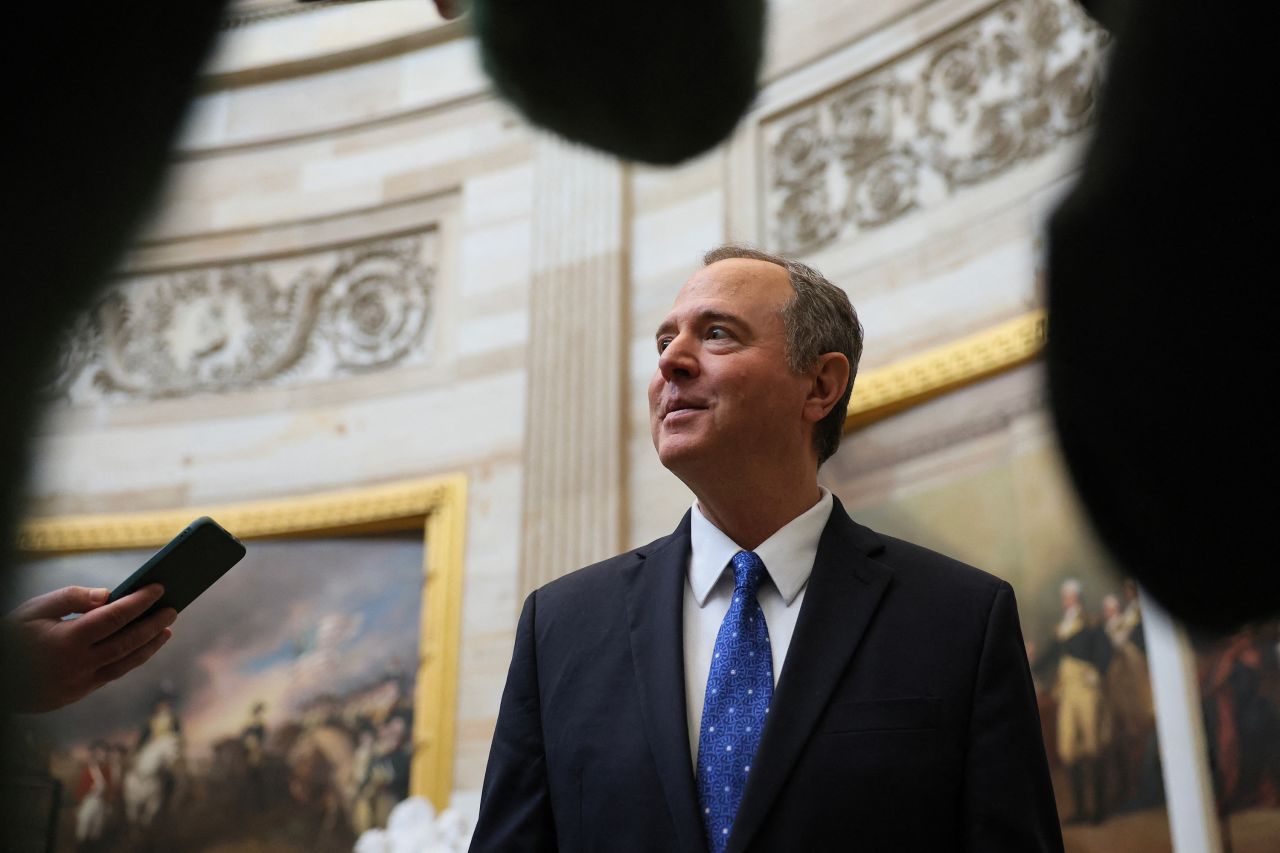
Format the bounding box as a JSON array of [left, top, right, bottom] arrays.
[[1192, 619, 1280, 853], [828, 348, 1176, 851], [8, 475, 466, 853]]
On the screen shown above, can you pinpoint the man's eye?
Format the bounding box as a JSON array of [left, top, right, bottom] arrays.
[[657, 337, 672, 352], [707, 327, 729, 340]]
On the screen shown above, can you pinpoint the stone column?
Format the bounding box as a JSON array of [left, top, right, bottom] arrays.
[[520, 138, 628, 596]]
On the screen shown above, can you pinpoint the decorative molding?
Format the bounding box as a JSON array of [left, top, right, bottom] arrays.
[[19, 476, 455, 552], [417, 475, 468, 816], [844, 309, 1046, 431], [519, 138, 627, 598], [224, 0, 388, 30], [210, 5, 466, 91], [762, 0, 1106, 254], [45, 232, 437, 404], [19, 473, 468, 815]]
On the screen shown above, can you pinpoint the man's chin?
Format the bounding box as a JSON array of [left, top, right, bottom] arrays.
[[655, 435, 712, 476]]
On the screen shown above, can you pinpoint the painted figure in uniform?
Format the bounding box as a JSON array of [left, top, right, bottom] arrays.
[[125, 692, 185, 830], [1036, 578, 1113, 824], [74, 740, 114, 850], [240, 701, 269, 812], [1101, 586, 1155, 807]]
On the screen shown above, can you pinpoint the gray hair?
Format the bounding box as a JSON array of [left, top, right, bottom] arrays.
[[702, 244, 864, 464]]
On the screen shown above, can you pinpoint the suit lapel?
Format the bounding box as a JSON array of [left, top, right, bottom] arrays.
[[727, 500, 894, 853], [622, 512, 707, 853]]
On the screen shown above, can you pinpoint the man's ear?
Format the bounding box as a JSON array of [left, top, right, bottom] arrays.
[[802, 353, 851, 424]]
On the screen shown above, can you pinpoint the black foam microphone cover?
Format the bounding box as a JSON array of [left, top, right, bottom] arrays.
[[1072, 0, 1132, 32], [471, 0, 766, 164], [1048, 0, 1280, 631]]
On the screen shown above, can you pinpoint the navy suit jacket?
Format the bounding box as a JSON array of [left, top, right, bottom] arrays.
[[471, 498, 1063, 852]]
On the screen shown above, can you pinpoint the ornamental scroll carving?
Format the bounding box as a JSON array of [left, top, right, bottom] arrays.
[[45, 233, 436, 403], [763, 0, 1107, 254]]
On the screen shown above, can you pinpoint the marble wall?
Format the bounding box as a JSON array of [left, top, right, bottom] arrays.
[[28, 0, 1106, 801]]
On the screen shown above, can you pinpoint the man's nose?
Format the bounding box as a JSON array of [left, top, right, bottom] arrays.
[[657, 333, 699, 382]]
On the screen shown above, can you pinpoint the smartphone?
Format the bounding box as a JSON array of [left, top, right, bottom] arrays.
[[108, 516, 246, 617]]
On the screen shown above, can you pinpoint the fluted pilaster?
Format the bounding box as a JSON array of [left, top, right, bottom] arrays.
[[520, 139, 628, 596]]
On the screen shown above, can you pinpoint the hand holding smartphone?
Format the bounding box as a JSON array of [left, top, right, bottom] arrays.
[[5, 518, 244, 714], [109, 516, 247, 618]]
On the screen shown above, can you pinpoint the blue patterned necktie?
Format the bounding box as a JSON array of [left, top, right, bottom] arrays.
[[697, 550, 773, 853]]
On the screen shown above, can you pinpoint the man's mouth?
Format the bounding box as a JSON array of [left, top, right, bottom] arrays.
[[662, 401, 707, 420]]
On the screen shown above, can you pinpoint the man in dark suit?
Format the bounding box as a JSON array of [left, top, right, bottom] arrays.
[[471, 246, 1062, 852]]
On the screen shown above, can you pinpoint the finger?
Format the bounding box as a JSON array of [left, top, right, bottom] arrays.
[[8, 586, 108, 620], [95, 626, 172, 685], [92, 607, 177, 667], [74, 585, 166, 644], [433, 0, 470, 20]]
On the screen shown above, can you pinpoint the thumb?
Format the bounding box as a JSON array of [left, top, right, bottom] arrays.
[[8, 586, 109, 620]]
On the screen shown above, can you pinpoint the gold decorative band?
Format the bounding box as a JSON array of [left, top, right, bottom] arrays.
[[18, 477, 458, 554], [844, 309, 1047, 432]]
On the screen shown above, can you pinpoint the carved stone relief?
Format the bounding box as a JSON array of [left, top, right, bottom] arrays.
[[763, 0, 1107, 254], [45, 232, 436, 403]]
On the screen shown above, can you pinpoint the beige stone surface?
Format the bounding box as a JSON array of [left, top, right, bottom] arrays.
[[764, 0, 938, 82], [209, 2, 448, 78], [453, 458, 523, 790]]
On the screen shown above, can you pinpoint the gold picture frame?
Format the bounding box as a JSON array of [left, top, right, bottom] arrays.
[[843, 309, 1047, 432], [18, 473, 468, 812]]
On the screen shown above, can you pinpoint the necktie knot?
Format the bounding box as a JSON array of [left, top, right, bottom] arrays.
[[730, 550, 765, 595]]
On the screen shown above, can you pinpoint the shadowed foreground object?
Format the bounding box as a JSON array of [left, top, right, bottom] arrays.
[[1049, 0, 1279, 631], [2, 2, 229, 849], [472, 0, 766, 164]]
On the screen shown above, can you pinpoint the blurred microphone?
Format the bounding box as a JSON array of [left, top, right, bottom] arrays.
[[472, 0, 766, 164], [1072, 0, 1132, 32], [294, 1, 763, 163], [432, 0, 467, 18]]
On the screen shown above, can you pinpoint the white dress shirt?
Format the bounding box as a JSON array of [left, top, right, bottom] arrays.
[[683, 487, 834, 764]]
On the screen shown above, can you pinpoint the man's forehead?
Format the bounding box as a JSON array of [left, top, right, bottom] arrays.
[[671, 257, 792, 309]]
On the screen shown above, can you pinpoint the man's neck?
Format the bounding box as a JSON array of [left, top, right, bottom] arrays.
[[692, 473, 823, 551]]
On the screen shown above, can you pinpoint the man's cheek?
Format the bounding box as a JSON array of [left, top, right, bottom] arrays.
[[646, 376, 664, 408]]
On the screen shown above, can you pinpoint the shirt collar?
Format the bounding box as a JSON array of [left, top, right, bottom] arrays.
[[688, 487, 834, 608]]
